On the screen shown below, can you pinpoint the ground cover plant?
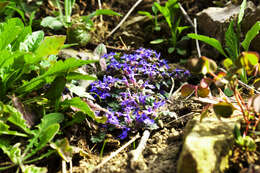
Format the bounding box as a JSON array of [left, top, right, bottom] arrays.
[[88, 48, 190, 141], [0, 0, 259, 172], [0, 17, 102, 172]]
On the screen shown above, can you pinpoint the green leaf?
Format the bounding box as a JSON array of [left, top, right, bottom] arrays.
[[35, 35, 66, 59], [222, 58, 233, 69], [225, 20, 239, 61], [46, 76, 66, 107], [154, 2, 172, 29], [37, 124, 60, 152], [150, 39, 165, 44], [17, 58, 95, 93], [6, 105, 32, 135], [0, 18, 24, 50], [0, 141, 22, 165], [188, 33, 228, 58], [22, 165, 47, 173], [36, 113, 64, 131], [19, 31, 44, 52], [86, 9, 121, 20], [0, 120, 28, 137], [23, 113, 63, 160], [138, 11, 153, 19], [41, 16, 64, 30], [66, 72, 97, 81], [241, 21, 260, 51], [64, 112, 86, 127], [60, 97, 107, 123], [238, 0, 247, 25]]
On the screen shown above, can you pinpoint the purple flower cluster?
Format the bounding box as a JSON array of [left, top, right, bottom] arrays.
[[89, 48, 189, 140]]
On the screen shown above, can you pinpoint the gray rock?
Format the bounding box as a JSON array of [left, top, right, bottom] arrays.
[[196, 1, 258, 58], [177, 116, 242, 173]]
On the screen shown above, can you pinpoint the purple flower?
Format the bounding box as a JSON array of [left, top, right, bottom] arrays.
[[118, 128, 130, 140]]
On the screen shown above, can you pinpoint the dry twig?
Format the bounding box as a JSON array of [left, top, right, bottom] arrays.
[[128, 130, 150, 170], [91, 133, 140, 173], [107, 0, 143, 37]]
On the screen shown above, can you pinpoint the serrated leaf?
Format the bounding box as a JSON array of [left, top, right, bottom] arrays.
[[22, 165, 47, 173], [6, 105, 32, 135], [60, 97, 107, 123], [241, 21, 260, 51], [0, 120, 28, 137], [188, 33, 227, 58], [213, 102, 235, 118], [23, 113, 64, 160]]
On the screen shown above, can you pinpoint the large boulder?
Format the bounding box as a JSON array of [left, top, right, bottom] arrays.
[[177, 116, 242, 173], [196, 1, 259, 58]]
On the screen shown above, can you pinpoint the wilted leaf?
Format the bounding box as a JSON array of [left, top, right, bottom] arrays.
[[200, 78, 212, 88], [197, 86, 210, 98], [213, 102, 235, 118], [247, 94, 260, 113], [50, 138, 73, 162], [181, 84, 195, 97]]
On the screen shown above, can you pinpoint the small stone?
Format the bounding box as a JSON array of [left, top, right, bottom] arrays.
[[177, 116, 242, 173]]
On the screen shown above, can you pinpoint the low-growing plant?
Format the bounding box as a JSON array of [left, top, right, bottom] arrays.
[[88, 48, 190, 140], [0, 17, 104, 172], [139, 0, 190, 55], [41, 0, 121, 46]]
